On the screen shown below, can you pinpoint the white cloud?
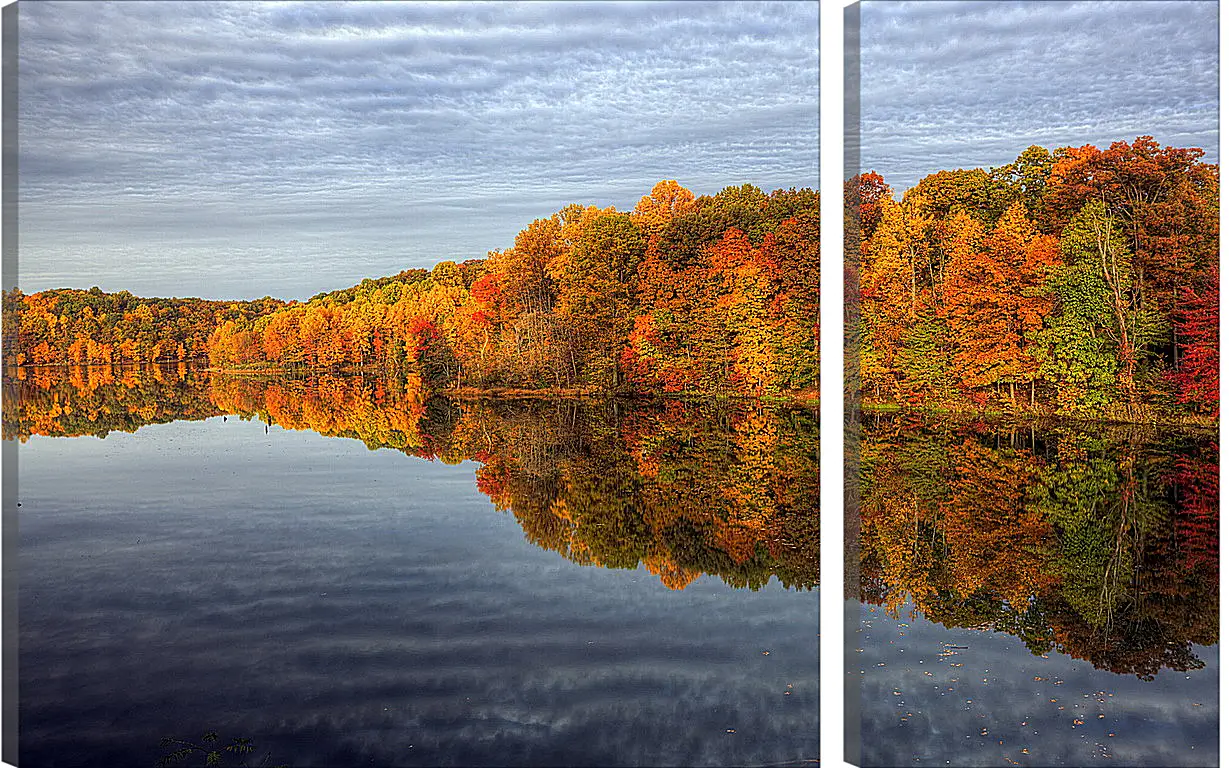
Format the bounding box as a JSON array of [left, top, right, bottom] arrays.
[[18, 0, 820, 300], [858, 0, 1218, 193]]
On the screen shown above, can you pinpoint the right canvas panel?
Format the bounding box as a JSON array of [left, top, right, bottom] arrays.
[[845, 2, 1219, 766]]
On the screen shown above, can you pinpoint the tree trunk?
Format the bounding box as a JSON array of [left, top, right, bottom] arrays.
[[908, 246, 918, 319], [1173, 283, 1180, 366]]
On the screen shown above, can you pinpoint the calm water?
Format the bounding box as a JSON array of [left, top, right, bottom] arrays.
[[852, 414, 1219, 767], [7, 367, 819, 767]]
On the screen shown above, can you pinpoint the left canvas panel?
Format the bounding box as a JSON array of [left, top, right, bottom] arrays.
[[1, 2, 820, 766]]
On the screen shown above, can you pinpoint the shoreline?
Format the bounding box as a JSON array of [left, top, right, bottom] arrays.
[[13, 363, 1217, 426], [857, 401, 1218, 433], [4, 362, 819, 409]]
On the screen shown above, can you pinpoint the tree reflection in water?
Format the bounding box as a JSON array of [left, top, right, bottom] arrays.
[[856, 412, 1217, 679], [4, 364, 819, 593]]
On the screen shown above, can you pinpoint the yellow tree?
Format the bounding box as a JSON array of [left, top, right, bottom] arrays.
[[859, 199, 912, 401], [631, 179, 697, 235]]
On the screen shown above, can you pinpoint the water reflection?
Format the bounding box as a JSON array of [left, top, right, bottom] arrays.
[[852, 414, 1218, 766], [5, 365, 818, 592], [856, 412, 1217, 680], [11, 364, 819, 766]]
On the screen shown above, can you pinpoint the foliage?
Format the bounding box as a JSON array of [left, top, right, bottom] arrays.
[[5, 182, 819, 400], [853, 138, 1218, 419], [1, 288, 284, 367]]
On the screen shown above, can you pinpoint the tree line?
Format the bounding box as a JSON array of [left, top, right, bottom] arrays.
[[2, 288, 285, 367], [851, 137, 1218, 421], [5, 181, 818, 399]]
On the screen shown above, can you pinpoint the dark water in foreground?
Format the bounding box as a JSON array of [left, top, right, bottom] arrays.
[[8, 367, 819, 767], [853, 414, 1218, 767]]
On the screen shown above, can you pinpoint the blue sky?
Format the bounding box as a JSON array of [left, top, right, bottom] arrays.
[[18, 1, 820, 300], [859, 0, 1219, 194]]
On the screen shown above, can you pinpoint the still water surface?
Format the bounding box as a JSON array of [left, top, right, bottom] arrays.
[[8, 367, 819, 767], [17, 367, 1215, 766], [853, 413, 1218, 766]]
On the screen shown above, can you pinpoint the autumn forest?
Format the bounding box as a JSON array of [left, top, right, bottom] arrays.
[[8, 140, 1219, 427], [852, 137, 1218, 422], [3, 181, 819, 401]]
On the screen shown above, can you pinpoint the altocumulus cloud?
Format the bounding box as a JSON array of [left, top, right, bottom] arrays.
[[859, 0, 1218, 193], [18, 1, 819, 300]]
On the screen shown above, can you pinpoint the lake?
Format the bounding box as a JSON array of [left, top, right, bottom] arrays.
[[6, 366, 819, 767], [851, 412, 1218, 766]]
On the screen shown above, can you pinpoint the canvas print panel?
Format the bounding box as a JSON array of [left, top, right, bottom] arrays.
[[848, 1, 1218, 765]]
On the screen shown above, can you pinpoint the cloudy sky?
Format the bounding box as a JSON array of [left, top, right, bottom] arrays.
[[17, 1, 820, 300], [859, 0, 1219, 194]]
